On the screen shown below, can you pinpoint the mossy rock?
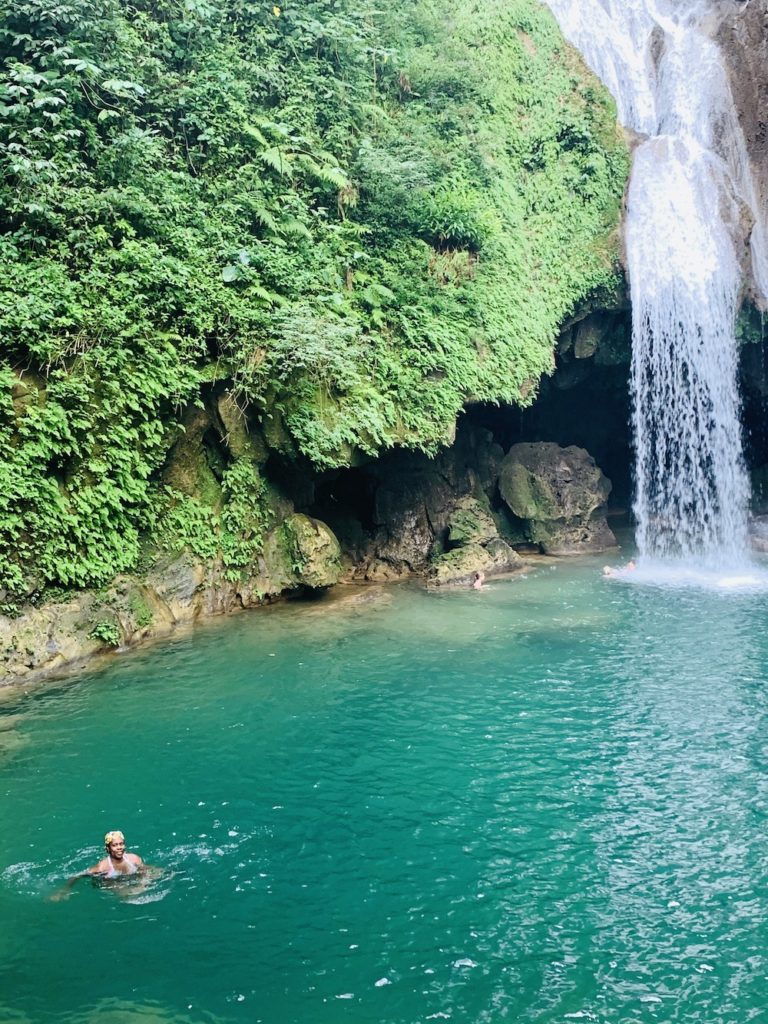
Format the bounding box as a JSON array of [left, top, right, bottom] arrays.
[[447, 495, 498, 547], [499, 443, 610, 523], [162, 408, 223, 511], [499, 459, 557, 521], [281, 514, 342, 590], [498, 442, 615, 554], [429, 494, 523, 585], [429, 537, 522, 585], [573, 315, 605, 359], [261, 407, 298, 461], [215, 392, 268, 464]]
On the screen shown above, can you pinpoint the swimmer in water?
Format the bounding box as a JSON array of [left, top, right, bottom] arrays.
[[472, 571, 486, 590], [50, 830, 145, 900]]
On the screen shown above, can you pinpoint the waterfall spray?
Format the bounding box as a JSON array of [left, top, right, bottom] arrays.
[[544, 0, 768, 568]]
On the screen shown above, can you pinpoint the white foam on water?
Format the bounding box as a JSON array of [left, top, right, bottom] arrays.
[[118, 887, 170, 905], [613, 559, 768, 592]]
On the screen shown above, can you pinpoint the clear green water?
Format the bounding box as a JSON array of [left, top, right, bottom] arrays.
[[2, 560, 768, 1024]]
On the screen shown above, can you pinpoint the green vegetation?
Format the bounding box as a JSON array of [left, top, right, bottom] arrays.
[[0, 0, 628, 601], [89, 617, 122, 648]]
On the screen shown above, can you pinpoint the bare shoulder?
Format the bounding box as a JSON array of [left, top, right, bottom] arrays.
[[88, 857, 110, 875], [127, 853, 144, 867]]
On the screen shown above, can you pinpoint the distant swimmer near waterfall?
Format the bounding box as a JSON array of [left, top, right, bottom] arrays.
[[602, 560, 636, 579], [51, 830, 145, 900]]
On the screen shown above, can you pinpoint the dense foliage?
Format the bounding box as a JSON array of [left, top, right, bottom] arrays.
[[0, 0, 628, 598]]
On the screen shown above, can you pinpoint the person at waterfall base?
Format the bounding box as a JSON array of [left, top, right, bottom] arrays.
[[472, 571, 486, 590], [51, 830, 144, 899], [602, 560, 636, 579]]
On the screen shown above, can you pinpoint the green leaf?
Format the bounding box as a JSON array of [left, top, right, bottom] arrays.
[[260, 147, 291, 176]]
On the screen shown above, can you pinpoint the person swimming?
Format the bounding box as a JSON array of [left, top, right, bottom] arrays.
[[603, 559, 638, 579], [472, 571, 486, 590], [50, 830, 145, 899], [96, 831, 143, 878]]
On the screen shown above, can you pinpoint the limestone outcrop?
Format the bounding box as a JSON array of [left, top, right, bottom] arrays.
[[428, 496, 523, 585], [498, 442, 616, 554], [344, 427, 523, 585], [0, 514, 341, 686], [716, 1, 768, 310], [328, 428, 616, 582], [1, 420, 618, 684]]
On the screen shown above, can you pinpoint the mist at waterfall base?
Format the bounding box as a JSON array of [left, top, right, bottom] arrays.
[[545, 0, 768, 582], [3, 568, 768, 1024]]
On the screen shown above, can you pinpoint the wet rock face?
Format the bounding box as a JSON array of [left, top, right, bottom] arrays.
[[0, 513, 343, 686], [498, 442, 616, 555], [716, 1, 768, 307], [428, 496, 522, 586], [337, 428, 617, 582]]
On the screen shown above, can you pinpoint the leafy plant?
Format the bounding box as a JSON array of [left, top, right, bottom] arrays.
[[89, 619, 122, 647]]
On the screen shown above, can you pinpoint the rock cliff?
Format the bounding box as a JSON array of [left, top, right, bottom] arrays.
[[716, 0, 768, 308]]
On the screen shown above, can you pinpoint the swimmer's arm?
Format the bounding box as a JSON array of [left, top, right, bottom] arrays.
[[134, 858, 167, 880], [135, 859, 167, 881], [49, 861, 107, 900]]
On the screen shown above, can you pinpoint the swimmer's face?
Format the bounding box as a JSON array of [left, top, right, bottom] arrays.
[[107, 833, 126, 858]]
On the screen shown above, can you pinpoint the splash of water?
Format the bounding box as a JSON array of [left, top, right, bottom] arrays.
[[544, 0, 768, 568]]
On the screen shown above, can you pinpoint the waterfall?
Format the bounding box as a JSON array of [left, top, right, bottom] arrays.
[[544, 0, 768, 568]]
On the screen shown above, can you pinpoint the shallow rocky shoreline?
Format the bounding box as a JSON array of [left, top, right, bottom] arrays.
[[1, 432, 619, 688], [0, 563, 532, 693]]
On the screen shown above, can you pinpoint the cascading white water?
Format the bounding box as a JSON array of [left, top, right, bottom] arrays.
[[544, 0, 768, 568]]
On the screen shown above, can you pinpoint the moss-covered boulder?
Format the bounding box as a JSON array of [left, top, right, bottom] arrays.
[[499, 442, 616, 554], [280, 514, 342, 590], [446, 495, 499, 546], [429, 495, 523, 585]]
